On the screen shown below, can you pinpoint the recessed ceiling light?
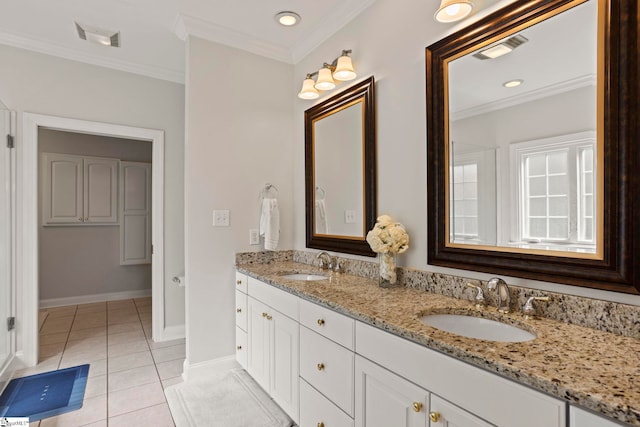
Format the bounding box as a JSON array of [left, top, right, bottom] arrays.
[[75, 22, 120, 47], [275, 11, 301, 27], [503, 79, 524, 88]]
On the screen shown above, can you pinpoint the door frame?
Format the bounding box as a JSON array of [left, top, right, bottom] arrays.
[[20, 113, 165, 366]]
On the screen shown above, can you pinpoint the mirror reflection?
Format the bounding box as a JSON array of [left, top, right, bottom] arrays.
[[313, 100, 364, 237], [447, 0, 599, 255]]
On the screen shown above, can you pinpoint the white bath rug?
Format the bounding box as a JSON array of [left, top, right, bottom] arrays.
[[165, 368, 294, 427]]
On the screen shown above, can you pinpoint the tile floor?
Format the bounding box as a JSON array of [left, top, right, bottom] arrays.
[[15, 297, 184, 427]]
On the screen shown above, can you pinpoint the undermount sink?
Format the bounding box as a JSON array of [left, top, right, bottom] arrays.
[[279, 273, 328, 281], [420, 313, 536, 342]]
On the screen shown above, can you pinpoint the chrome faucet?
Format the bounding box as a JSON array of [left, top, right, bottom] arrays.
[[487, 277, 511, 313], [316, 252, 332, 270], [522, 296, 550, 319], [466, 283, 486, 309]]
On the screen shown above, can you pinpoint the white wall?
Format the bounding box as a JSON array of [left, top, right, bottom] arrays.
[[0, 44, 186, 350], [292, 0, 640, 306], [38, 129, 152, 301], [184, 37, 294, 365]]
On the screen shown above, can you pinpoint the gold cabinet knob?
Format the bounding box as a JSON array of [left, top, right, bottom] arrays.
[[85, 217, 88, 221], [317, 423, 325, 427], [266, 315, 272, 320], [236, 345, 242, 350], [317, 363, 325, 371], [317, 319, 325, 326], [262, 312, 268, 317], [236, 280, 242, 285], [412, 402, 423, 412], [236, 308, 242, 313], [429, 411, 441, 422]]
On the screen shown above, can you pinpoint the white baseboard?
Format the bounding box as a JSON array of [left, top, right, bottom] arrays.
[[182, 355, 239, 382], [39, 289, 152, 308], [156, 324, 186, 342]]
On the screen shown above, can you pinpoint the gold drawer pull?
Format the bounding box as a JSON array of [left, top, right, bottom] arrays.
[[236, 308, 242, 313], [429, 411, 441, 422], [317, 363, 325, 371], [236, 280, 242, 285], [412, 402, 423, 412], [317, 319, 325, 326], [317, 423, 325, 427]]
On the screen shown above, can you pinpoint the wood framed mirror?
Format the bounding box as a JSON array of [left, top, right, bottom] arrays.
[[305, 76, 377, 257], [426, 0, 639, 293]]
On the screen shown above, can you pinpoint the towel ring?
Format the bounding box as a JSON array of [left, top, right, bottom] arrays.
[[315, 186, 326, 200], [260, 183, 279, 199]]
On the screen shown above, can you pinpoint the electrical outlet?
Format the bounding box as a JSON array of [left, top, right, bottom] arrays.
[[345, 210, 357, 224], [213, 210, 230, 226], [249, 229, 260, 245]]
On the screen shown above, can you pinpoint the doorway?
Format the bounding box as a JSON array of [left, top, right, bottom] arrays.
[[20, 113, 165, 367]]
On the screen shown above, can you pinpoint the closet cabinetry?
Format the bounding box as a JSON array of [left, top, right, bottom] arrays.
[[41, 153, 118, 225], [246, 277, 299, 424]]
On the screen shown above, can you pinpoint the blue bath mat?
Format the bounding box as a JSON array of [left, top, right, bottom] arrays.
[[0, 364, 89, 422]]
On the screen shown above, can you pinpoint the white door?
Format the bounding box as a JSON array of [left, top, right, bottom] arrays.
[[84, 156, 118, 223], [270, 310, 299, 423], [247, 297, 271, 392], [120, 161, 151, 264], [355, 355, 429, 427], [0, 107, 14, 380], [42, 153, 83, 224], [429, 395, 494, 427]]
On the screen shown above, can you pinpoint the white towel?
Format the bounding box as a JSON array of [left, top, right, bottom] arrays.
[[259, 198, 280, 251], [315, 199, 328, 234]]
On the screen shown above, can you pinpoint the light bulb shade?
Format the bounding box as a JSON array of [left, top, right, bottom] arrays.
[[332, 55, 357, 81], [315, 67, 336, 90], [434, 0, 474, 23], [298, 78, 320, 99]]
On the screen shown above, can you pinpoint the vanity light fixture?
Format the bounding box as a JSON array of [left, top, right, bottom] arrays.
[[297, 49, 357, 99], [434, 0, 474, 23], [503, 79, 524, 88], [473, 34, 529, 60], [275, 11, 301, 27]]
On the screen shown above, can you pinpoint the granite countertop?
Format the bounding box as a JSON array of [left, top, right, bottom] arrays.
[[237, 260, 640, 426]]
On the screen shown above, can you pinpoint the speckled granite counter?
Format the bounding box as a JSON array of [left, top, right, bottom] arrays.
[[236, 259, 640, 426]]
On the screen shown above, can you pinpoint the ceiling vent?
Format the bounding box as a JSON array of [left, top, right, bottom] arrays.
[[473, 34, 528, 60], [75, 22, 120, 47]]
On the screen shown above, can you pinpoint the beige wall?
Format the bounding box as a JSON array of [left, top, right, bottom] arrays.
[[184, 37, 294, 365], [0, 44, 186, 332], [38, 129, 152, 302]]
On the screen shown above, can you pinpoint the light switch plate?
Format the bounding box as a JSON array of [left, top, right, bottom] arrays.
[[213, 210, 230, 226], [249, 229, 260, 245], [345, 210, 356, 224]]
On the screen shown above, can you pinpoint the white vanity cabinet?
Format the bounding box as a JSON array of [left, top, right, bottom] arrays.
[[246, 277, 299, 423], [42, 153, 118, 225], [235, 272, 248, 369], [570, 406, 623, 427]]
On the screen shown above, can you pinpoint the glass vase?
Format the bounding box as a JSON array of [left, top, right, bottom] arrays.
[[379, 252, 398, 288]]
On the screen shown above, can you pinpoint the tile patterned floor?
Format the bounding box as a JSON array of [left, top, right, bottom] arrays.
[[15, 297, 184, 427]]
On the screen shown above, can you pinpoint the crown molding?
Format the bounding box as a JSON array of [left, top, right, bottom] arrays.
[[174, 14, 293, 63], [451, 74, 597, 121], [0, 30, 185, 84]]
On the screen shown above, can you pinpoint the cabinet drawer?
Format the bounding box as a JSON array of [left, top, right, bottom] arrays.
[[300, 379, 354, 427], [300, 326, 354, 416], [235, 327, 247, 369], [235, 272, 248, 293], [300, 299, 355, 350], [235, 290, 247, 331], [356, 321, 565, 427], [248, 277, 298, 321]]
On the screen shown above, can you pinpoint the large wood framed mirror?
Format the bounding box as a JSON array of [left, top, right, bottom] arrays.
[[426, 0, 639, 293], [305, 76, 376, 257]]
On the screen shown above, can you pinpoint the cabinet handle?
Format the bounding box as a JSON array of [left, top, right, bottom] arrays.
[[266, 315, 272, 320], [262, 312, 268, 317], [317, 423, 324, 427], [84, 217, 88, 221], [317, 319, 325, 326], [78, 217, 83, 222], [236, 345, 242, 350], [317, 363, 325, 371], [236, 280, 242, 285], [429, 411, 441, 422], [412, 402, 423, 412], [236, 308, 242, 313]]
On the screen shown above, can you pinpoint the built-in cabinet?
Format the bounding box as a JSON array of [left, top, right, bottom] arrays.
[[569, 406, 623, 427], [41, 153, 118, 225], [236, 273, 574, 427], [119, 161, 151, 265]]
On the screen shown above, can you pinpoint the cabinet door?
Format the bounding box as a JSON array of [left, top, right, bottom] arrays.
[[119, 161, 151, 264], [570, 406, 621, 427], [429, 395, 493, 427], [271, 310, 299, 423], [84, 157, 118, 223], [300, 379, 354, 427], [42, 153, 83, 224], [355, 355, 429, 427], [247, 297, 271, 392]]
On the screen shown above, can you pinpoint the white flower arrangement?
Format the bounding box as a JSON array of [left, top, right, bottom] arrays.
[[366, 215, 409, 285]]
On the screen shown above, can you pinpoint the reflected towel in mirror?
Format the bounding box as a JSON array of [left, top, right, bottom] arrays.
[[260, 198, 280, 250], [315, 199, 328, 234]]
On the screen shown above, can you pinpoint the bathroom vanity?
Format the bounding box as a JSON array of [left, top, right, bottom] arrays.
[[235, 257, 638, 426]]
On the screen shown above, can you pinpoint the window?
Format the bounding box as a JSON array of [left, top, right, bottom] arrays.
[[511, 131, 596, 248], [451, 162, 479, 242]]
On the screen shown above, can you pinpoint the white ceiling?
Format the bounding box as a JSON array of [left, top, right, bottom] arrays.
[[0, 0, 377, 83]]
